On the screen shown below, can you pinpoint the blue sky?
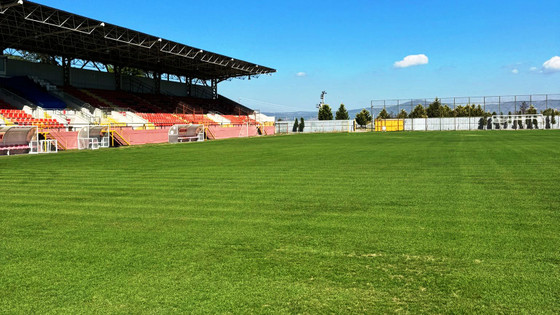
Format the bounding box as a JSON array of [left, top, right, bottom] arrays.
[[38, 0, 560, 112]]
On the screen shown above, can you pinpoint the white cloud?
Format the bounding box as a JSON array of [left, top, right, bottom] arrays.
[[529, 66, 538, 72], [394, 54, 429, 68], [511, 68, 519, 74], [542, 56, 560, 73], [296, 72, 307, 77]]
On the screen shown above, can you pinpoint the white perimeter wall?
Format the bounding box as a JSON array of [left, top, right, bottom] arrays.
[[402, 117, 560, 131], [276, 120, 355, 133]]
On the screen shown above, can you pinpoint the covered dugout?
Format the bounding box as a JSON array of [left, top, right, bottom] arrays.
[[0, 126, 34, 155], [77, 125, 110, 150], [0, 125, 56, 155], [168, 124, 204, 143]]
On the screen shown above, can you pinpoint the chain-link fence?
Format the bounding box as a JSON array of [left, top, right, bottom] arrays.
[[370, 94, 560, 131]]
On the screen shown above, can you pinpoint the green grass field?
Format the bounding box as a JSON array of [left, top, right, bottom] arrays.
[[1, 131, 559, 313]]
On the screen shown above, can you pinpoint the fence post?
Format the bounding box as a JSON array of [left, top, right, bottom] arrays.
[[468, 97, 472, 131], [411, 99, 414, 131], [483, 96, 486, 130], [424, 99, 427, 131], [370, 100, 373, 132]]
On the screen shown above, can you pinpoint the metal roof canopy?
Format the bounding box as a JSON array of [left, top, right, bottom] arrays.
[[0, 0, 276, 81]]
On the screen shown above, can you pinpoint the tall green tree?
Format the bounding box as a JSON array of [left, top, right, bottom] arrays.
[[335, 104, 349, 120], [7, 50, 58, 65], [318, 104, 333, 120], [409, 104, 428, 118], [298, 117, 305, 132], [376, 108, 390, 119], [355, 109, 372, 127], [426, 98, 443, 117], [453, 105, 467, 117], [441, 105, 452, 117], [292, 118, 299, 132], [106, 65, 146, 77], [396, 109, 408, 118], [527, 105, 538, 114]]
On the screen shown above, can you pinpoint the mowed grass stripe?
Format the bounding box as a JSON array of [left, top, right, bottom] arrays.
[[1, 131, 559, 313]]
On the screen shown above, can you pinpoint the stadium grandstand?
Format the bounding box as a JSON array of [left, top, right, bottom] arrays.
[[0, 0, 276, 154]]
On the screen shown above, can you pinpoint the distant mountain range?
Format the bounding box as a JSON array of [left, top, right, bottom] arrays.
[[265, 99, 560, 121]]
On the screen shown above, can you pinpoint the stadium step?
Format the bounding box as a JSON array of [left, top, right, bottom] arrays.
[[42, 132, 67, 151], [81, 89, 115, 108], [110, 130, 130, 146], [205, 126, 215, 140]]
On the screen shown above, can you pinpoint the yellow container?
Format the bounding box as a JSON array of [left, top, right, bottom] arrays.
[[375, 119, 404, 132]]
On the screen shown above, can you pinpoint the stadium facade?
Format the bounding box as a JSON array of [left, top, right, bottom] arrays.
[[0, 0, 276, 154]]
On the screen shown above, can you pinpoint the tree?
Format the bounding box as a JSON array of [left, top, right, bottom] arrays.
[[453, 105, 468, 117], [7, 50, 58, 65], [396, 109, 408, 119], [472, 105, 485, 117], [298, 117, 305, 132], [318, 104, 333, 120], [355, 109, 372, 127], [335, 104, 349, 120], [527, 105, 538, 114], [292, 118, 299, 132], [426, 98, 443, 117], [409, 104, 427, 118], [376, 108, 390, 119], [441, 105, 452, 117], [106, 65, 146, 77]]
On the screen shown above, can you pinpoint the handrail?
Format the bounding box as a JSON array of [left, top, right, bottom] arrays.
[[56, 90, 96, 113], [110, 129, 130, 146], [41, 131, 67, 150]]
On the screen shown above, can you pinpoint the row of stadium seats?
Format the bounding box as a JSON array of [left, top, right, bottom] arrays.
[[0, 77, 66, 109], [91, 89, 163, 112], [137, 113, 187, 127], [222, 115, 257, 124], [175, 114, 217, 125], [61, 86, 252, 116], [0, 99, 15, 109], [61, 86, 109, 109], [0, 109, 65, 128]]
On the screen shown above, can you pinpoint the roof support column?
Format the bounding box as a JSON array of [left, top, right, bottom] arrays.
[[185, 77, 192, 96], [62, 57, 72, 87], [211, 78, 218, 100], [154, 72, 161, 94], [114, 65, 122, 91]]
